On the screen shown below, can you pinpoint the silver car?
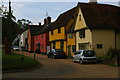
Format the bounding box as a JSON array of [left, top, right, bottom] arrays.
[[12, 46, 20, 51], [72, 50, 97, 64]]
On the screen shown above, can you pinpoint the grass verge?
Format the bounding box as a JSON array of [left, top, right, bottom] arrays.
[[2, 51, 39, 71]]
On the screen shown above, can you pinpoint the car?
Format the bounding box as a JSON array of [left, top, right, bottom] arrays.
[[12, 46, 20, 51], [72, 50, 97, 64], [47, 49, 66, 59]]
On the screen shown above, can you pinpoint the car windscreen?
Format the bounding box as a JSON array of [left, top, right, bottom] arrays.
[[83, 51, 95, 57], [55, 49, 63, 53]]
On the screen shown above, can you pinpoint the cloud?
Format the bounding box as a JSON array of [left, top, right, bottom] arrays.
[[12, 3, 25, 8]]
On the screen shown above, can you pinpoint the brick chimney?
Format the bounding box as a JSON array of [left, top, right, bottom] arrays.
[[44, 18, 47, 25], [39, 22, 41, 26], [89, 0, 97, 4], [47, 16, 51, 24]]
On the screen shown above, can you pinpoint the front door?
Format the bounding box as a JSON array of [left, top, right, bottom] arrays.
[[36, 43, 40, 53], [68, 45, 71, 57]]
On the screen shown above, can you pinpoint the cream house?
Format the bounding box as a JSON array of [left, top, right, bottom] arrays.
[[74, 2, 120, 57]]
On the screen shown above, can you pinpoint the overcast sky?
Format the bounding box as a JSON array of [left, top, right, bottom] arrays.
[[1, 0, 120, 25]]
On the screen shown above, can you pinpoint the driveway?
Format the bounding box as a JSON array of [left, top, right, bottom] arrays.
[[3, 51, 119, 78]]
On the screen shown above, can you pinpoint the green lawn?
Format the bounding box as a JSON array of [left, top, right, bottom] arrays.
[[2, 51, 39, 71]]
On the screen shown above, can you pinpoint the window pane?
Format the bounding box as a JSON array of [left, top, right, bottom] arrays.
[[79, 29, 85, 38], [72, 45, 76, 52], [58, 28, 61, 33], [69, 33, 73, 38], [51, 30, 53, 35], [97, 44, 103, 49], [60, 41, 64, 50]]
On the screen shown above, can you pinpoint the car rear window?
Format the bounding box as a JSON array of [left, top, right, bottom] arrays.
[[83, 51, 95, 57], [55, 49, 63, 53]]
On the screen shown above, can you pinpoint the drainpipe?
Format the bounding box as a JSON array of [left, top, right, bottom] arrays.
[[115, 30, 117, 49], [75, 31, 77, 52]]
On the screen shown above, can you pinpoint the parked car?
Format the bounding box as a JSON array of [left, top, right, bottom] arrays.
[[72, 50, 97, 64], [12, 46, 20, 51], [47, 49, 66, 59]]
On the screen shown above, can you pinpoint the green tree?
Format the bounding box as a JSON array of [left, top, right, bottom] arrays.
[[17, 19, 32, 30]]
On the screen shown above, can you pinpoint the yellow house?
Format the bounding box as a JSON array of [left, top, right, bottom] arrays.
[[49, 2, 120, 57], [74, 2, 120, 57], [49, 7, 77, 56]]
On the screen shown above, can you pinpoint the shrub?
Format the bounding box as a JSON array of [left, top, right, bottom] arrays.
[[98, 48, 120, 65]]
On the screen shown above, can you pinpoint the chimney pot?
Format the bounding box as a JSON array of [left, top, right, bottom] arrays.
[[47, 16, 51, 24], [89, 0, 97, 3], [39, 22, 41, 26], [44, 18, 47, 25]]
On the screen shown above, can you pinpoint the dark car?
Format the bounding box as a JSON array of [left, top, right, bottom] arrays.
[[47, 49, 66, 59]]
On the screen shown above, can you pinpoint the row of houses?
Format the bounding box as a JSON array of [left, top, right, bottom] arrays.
[[20, 1, 120, 57]]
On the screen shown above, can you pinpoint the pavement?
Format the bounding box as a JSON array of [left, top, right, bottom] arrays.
[[2, 51, 119, 78]]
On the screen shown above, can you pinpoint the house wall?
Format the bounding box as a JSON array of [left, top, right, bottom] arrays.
[[74, 8, 87, 30], [76, 29, 92, 51], [27, 30, 34, 52], [34, 33, 47, 54], [49, 26, 67, 54], [67, 33, 76, 56], [46, 32, 50, 46], [92, 29, 115, 56], [74, 7, 92, 51], [49, 27, 66, 41], [19, 30, 28, 47], [50, 41, 67, 54], [116, 33, 120, 50]]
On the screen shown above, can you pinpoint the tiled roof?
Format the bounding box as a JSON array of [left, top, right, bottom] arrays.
[[49, 7, 77, 30], [79, 2, 120, 30], [30, 2, 120, 36], [29, 25, 43, 36]]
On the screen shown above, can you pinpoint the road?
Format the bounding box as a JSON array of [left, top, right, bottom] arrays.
[[3, 51, 119, 78]]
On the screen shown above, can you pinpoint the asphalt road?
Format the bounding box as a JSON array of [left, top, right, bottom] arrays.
[[2, 51, 119, 78]]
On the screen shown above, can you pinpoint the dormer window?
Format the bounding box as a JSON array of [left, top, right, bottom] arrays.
[[51, 30, 53, 35], [79, 15, 81, 21], [79, 29, 85, 38], [58, 28, 61, 33], [72, 16, 74, 19], [69, 33, 73, 38]]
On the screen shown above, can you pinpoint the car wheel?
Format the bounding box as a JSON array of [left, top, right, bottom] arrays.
[[72, 58, 76, 63], [52, 55, 55, 59], [47, 55, 50, 58], [80, 59, 83, 64]]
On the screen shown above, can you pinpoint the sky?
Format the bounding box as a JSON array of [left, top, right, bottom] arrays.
[[1, 0, 120, 25]]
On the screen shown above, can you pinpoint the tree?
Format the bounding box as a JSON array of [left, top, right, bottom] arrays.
[[17, 19, 32, 30], [2, 1, 21, 54]]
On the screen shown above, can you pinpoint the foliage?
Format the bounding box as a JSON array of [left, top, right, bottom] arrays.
[[98, 48, 120, 65], [2, 51, 39, 71], [2, 17, 22, 44], [3, 11, 16, 21], [17, 19, 32, 30]]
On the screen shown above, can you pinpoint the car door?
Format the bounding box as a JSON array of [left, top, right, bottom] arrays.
[[74, 51, 81, 61], [76, 51, 82, 61]]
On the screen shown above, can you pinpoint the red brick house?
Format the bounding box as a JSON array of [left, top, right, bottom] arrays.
[[34, 17, 51, 54], [28, 17, 51, 54], [27, 25, 42, 52]]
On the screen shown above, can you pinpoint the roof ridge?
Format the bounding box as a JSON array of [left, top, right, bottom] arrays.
[[78, 2, 120, 8]]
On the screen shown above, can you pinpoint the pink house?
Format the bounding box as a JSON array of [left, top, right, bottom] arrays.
[[33, 17, 51, 54]]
